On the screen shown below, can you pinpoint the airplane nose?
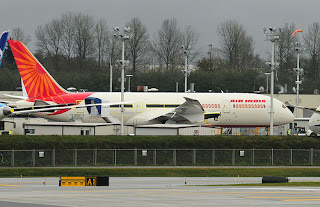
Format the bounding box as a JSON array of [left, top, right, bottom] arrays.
[[285, 107, 294, 123]]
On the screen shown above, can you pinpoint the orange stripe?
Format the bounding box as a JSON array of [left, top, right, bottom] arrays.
[[43, 75, 51, 97], [39, 75, 44, 97], [20, 69, 34, 75], [46, 75, 58, 96], [15, 57, 35, 66], [10, 45, 36, 64], [29, 75, 40, 98], [24, 72, 38, 88], [33, 77, 41, 98]]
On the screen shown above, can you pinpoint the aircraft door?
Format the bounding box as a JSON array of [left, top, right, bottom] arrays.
[[223, 100, 230, 113]]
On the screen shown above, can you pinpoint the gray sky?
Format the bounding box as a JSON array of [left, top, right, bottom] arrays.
[[1, 0, 320, 58]]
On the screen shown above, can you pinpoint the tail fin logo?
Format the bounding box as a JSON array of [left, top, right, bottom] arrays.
[[8, 40, 67, 99], [0, 31, 9, 67]]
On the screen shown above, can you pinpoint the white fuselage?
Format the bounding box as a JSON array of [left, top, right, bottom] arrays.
[[14, 92, 294, 127], [308, 106, 320, 134]]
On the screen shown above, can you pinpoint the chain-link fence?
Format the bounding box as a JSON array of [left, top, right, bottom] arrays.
[[0, 149, 317, 167]]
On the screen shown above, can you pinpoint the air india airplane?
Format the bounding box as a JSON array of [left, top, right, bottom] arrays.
[[5, 40, 294, 127]]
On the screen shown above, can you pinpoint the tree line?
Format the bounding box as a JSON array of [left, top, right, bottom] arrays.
[[1, 12, 320, 93]]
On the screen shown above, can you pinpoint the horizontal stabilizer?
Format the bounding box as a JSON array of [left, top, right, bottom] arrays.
[[3, 94, 28, 100]]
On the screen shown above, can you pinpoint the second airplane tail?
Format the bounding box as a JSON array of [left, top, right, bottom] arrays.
[[0, 31, 9, 67], [8, 40, 68, 99]]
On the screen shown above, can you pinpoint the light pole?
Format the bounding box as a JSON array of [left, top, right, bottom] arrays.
[[126, 74, 133, 92], [293, 42, 303, 118], [264, 27, 281, 135], [181, 45, 190, 93], [265, 72, 270, 93], [113, 26, 131, 135], [110, 57, 113, 92]]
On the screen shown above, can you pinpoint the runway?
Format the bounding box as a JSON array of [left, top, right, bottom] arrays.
[[0, 177, 320, 206]]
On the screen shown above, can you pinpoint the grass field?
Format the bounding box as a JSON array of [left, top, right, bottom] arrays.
[[0, 167, 320, 177]]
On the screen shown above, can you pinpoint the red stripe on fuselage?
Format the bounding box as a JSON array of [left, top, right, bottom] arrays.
[[26, 92, 94, 115]]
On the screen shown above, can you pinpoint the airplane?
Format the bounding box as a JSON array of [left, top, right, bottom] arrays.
[[308, 107, 320, 136], [6, 39, 294, 127], [0, 31, 10, 120], [286, 103, 320, 136]]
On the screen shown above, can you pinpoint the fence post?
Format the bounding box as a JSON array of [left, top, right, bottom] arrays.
[[32, 149, 35, 167], [192, 149, 196, 166], [271, 148, 273, 166], [290, 149, 292, 166], [11, 149, 14, 167], [94, 148, 97, 166], [52, 149, 55, 166], [252, 148, 255, 166], [311, 148, 314, 166], [74, 149, 77, 166], [114, 149, 117, 166], [134, 148, 137, 166], [212, 149, 215, 166], [173, 149, 176, 166], [153, 149, 157, 166], [232, 149, 235, 166]]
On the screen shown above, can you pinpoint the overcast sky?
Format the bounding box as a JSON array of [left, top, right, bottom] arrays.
[[1, 0, 320, 59]]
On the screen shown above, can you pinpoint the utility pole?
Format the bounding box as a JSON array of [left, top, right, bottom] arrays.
[[109, 57, 113, 92], [113, 26, 131, 135], [209, 44, 213, 71], [291, 29, 303, 118], [293, 42, 303, 118], [181, 45, 190, 93], [264, 27, 281, 135]]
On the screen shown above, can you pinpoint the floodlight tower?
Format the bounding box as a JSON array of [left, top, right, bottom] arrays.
[[113, 26, 131, 135], [293, 42, 303, 118], [264, 27, 281, 135], [181, 45, 190, 93]]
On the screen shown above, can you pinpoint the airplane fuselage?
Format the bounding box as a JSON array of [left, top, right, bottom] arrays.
[[12, 92, 294, 127]]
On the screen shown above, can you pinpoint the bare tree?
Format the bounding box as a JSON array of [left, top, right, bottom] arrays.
[[106, 30, 121, 71], [182, 25, 200, 64], [153, 18, 182, 71], [35, 25, 51, 57], [73, 13, 95, 59], [303, 22, 320, 80], [217, 20, 255, 70], [11, 27, 31, 45], [95, 18, 109, 68], [277, 23, 297, 72], [126, 17, 150, 74], [60, 12, 75, 60]]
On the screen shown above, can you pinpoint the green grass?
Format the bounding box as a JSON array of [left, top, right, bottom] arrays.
[[0, 167, 320, 177]]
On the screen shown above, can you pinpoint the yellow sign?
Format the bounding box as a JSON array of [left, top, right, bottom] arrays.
[[60, 177, 86, 187], [86, 177, 96, 186]]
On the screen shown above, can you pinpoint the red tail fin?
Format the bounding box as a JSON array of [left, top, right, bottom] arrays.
[[8, 40, 67, 99]]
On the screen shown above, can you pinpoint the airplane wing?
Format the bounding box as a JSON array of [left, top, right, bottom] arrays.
[[11, 100, 137, 115], [149, 97, 206, 124], [285, 101, 318, 114]]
